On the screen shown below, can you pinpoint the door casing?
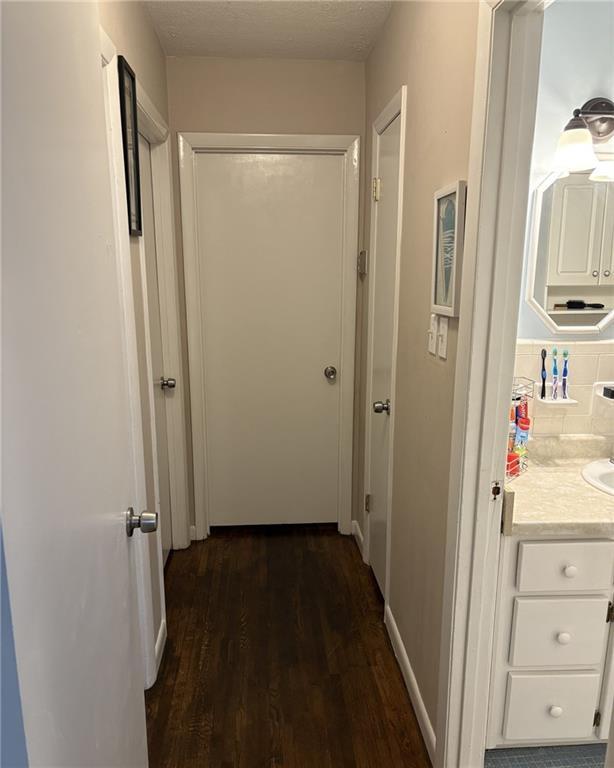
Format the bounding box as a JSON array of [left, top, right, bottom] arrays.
[[178, 132, 360, 537]]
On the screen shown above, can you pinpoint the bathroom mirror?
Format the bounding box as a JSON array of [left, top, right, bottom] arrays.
[[526, 170, 614, 333]]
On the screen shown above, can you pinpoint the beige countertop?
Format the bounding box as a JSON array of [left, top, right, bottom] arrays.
[[508, 455, 614, 537]]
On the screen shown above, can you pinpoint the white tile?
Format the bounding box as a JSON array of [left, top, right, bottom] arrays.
[[561, 415, 593, 434], [562, 354, 598, 385], [597, 354, 614, 381], [592, 416, 614, 436], [514, 355, 539, 381], [532, 416, 564, 436]]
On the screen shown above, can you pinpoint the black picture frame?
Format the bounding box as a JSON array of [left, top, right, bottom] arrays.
[[118, 56, 142, 236]]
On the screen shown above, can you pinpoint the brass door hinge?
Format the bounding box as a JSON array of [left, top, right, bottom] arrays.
[[365, 494, 371, 514], [607, 602, 614, 623], [372, 177, 381, 202], [357, 250, 368, 278], [594, 710, 601, 727]]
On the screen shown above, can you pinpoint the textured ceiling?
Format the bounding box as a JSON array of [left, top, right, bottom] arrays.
[[145, 1, 392, 60]]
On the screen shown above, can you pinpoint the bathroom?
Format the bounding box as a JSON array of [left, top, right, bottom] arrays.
[[485, 1, 614, 766]]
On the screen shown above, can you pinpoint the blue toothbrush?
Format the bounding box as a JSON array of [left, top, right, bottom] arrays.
[[540, 348, 547, 399], [552, 348, 558, 400], [562, 349, 569, 399]]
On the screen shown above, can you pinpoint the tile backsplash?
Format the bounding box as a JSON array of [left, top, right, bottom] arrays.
[[514, 340, 614, 436]]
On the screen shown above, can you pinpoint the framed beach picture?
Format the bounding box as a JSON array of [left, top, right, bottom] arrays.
[[118, 56, 142, 236], [431, 181, 467, 317]]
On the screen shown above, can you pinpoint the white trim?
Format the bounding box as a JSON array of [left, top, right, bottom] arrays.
[[362, 87, 407, 600], [146, 618, 167, 691], [435, 3, 548, 767], [385, 605, 436, 763], [178, 132, 359, 537], [136, 85, 168, 145], [351, 519, 364, 557], [99, 26, 115, 67]]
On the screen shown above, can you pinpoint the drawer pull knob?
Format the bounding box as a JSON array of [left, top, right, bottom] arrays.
[[563, 564, 578, 578], [549, 705, 564, 718], [556, 632, 572, 645]]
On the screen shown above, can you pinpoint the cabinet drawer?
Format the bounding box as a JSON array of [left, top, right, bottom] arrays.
[[503, 671, 601, 741], [517, 541, 614, 593], [510, 597, 610, 667]]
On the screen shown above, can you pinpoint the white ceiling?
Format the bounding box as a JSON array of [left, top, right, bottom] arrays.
[[145, 1, 392, 61]]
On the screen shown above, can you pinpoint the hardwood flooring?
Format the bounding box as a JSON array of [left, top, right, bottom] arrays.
[[145, 524, 431, 768]]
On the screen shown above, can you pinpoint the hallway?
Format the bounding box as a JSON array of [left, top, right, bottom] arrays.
[[145, 526, 431, 767]]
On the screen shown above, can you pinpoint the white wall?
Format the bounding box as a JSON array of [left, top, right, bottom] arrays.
[[364, 1, 479, 727], [518, 0, 614, 341]]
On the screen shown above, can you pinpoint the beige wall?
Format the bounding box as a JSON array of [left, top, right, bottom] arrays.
[[363, 1, 479, 725], [167, 55, 366, 525], [98, 1, 168, 122]]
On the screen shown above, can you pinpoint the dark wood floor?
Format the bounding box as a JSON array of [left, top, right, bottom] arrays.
[[145, 524, 431, 768]]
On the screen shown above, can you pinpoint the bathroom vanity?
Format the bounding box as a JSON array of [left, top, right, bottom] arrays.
[[487, 451, 614, 748]]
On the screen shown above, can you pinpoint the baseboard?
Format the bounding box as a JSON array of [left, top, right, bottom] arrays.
[[384, 605, 436, 763], [352, 519, 364, 556]]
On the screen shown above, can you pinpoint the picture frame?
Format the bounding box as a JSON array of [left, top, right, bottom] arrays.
[[118, 56, 142, 236], [431, 180, 467, 317]]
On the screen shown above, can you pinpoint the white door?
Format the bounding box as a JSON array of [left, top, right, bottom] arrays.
[[186, 147, 355, 527], [2, 4, 148, 766], [139, 133, 173, 563], [366, 100, 405, 595], [547, 173, 606, 287]]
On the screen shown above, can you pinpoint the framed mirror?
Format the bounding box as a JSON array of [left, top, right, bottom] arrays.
[[526, 170, 614, 333]]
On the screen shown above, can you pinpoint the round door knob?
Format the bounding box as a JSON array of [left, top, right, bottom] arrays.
[[324, 366, 337, 381], [373, 399, 391, 415], [605, 270, 611, 277], [592, 270, 599, 277], [556, 632, 572, 645], [549, 705, 563, 719], [161, 377, 176, 390], [563, 564, 578, 579], [125, 507, 158, 537]]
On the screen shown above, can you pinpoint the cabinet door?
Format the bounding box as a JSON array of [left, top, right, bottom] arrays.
[[600, 183, 614, 286], [547, 173, 606, 287]]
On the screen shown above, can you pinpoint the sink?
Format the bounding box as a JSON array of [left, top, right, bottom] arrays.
[[582, 459, 614, 496]]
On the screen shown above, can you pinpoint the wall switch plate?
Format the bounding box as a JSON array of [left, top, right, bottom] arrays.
[[428, 314, 438, 355], [438, 316, 449, 360]]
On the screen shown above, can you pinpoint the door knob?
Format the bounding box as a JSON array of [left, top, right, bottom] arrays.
[[125, 507, 158, 537], [605, 270, 611, 277], [373, 399, 391, 415], [592, 270, 599, 278], [324, 366, 337, 381], [160, 376, 176, 390]]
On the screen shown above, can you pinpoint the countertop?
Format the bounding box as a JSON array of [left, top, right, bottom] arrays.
[[508, 456, 614, 537]]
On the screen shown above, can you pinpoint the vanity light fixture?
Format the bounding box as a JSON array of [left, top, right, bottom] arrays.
[[555, 97, 614, 174]]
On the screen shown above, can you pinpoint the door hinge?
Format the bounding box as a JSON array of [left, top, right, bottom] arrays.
[[357, 250, 368, 279], [594, 710, 601, 728], [365, 494, 371, 514], [491, 481, 502, 502], [607, 602, 614, 623], [372, 177, 381, 202]]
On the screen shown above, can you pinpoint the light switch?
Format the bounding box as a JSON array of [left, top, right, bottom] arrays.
[[438, 316, 448, 360], [428, 313, 438, 355]]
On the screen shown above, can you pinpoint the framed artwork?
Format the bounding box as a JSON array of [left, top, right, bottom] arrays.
[[431, 180, 467, 317], [118, 56, 142, 236]]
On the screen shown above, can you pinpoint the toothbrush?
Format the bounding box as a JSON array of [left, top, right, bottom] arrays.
[[552, 347, 558, 400], [540, 348, 547, 399], [562, 349, 569, 399]]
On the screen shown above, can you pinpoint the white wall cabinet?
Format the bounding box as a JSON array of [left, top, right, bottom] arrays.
[[547, 173, 613, 288], [487, 536, 614, 748]]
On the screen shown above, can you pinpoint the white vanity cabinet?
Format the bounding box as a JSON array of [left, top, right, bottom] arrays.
[[486, 536, 614, 748], [546, 173, 614, 288]]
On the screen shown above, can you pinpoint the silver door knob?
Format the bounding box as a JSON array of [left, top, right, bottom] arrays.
[[160, 376, 176, 390], [125, 507, 158, 537], [605, 270, 611, 277], [592, 270, 599, 277], [373, 399, 391, 414], [324, 366, 337, 381]]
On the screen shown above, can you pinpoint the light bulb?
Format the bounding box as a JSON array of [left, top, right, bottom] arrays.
[[554, 127, 598, 172]]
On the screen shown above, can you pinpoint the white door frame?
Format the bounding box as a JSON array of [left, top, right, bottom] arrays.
[[362, 88, 407, 606], [178, 132, 360, 538], [435, 2, 613, 767]]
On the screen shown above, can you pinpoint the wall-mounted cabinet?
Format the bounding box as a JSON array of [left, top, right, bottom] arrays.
[[546, 174, 613, 288]]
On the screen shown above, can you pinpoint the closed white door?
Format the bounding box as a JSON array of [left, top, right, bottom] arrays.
[[139, 133, 172, 562], [367, 105, 404, 595], [190, 150, 352, 526], [547, 173, 606, 286], [2, 4, 148, 765]]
